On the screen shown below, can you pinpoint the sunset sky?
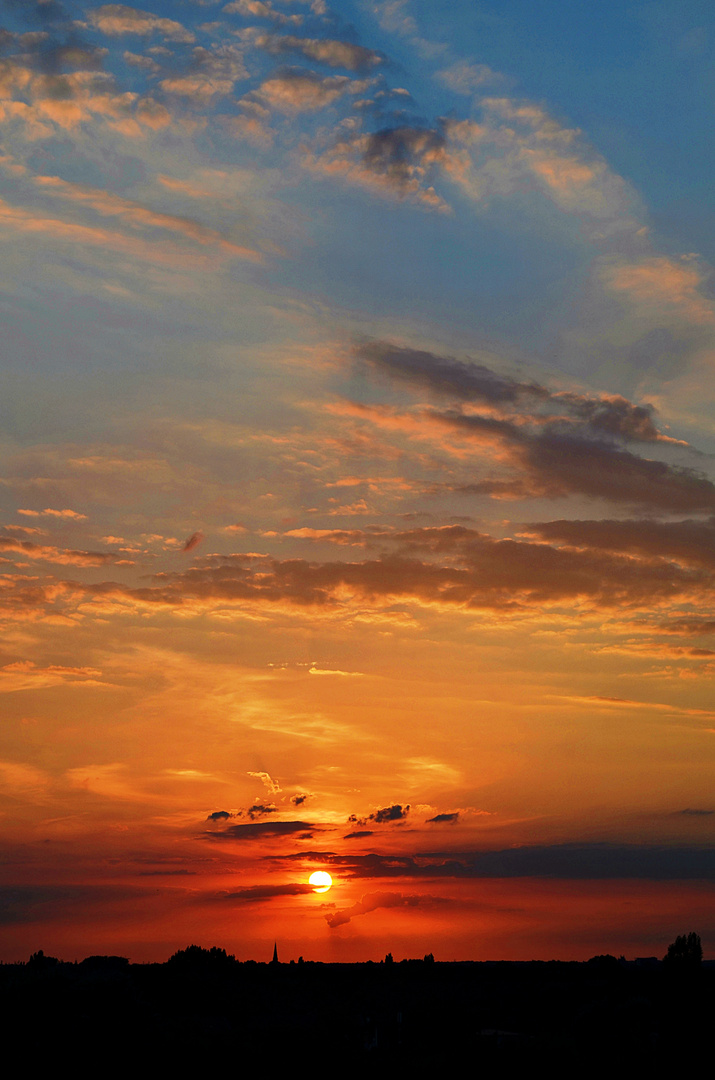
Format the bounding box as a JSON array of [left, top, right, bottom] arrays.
[[1, 0, 714, 963]]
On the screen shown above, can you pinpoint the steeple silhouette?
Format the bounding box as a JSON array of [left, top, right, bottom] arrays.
[[271, 941, 279, 964]]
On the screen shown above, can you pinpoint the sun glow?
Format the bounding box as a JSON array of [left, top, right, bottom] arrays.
[[309, 871, 333, 893]]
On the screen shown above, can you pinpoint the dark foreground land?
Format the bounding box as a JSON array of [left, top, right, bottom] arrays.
[[2, 950, 713, 1068]]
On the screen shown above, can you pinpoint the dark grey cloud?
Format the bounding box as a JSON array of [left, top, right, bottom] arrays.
[[679, 809, 714, 817], [203, 820, 319, 841], [344, 830, 374, 839], [291, 793, 308, 806], [349, 342, 712, 511], [558, 392, 663, 442], [525, 518, 715, 569], [657, 618, 715, 636], [442, 411, 715, 512], [246, 803, 277, 819], [207, 810, 233, 821], [272, 843, 715, 881], [356, 340, 547, 405], [427, 812, 459, 824], [372, 803, 409, 823], [361, 126, 446, 193], [268, 849, 338, 862], [520, 431, 714, 512], [138, 869, 196, 876], [213, 883, 316, 902], [348, 803, 410, 827], [0, 1, 108, 74], [355, 340, 673, 445], [74, 522, 714, 616]]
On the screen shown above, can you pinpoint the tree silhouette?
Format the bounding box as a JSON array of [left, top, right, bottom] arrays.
[[27, 950, 60, 970], [167, 944, 237, 967], [663, 932, 702, 966]]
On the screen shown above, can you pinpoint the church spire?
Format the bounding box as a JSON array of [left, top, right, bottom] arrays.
[[272, 941, 279, 964]]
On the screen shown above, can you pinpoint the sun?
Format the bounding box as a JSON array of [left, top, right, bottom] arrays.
[[309, 871, 332, 893]]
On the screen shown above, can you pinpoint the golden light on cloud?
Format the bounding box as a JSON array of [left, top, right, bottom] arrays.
[[309, 871, 333, 894]]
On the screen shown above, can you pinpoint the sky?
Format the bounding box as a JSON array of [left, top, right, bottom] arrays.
[[1, 0, 714, 964]]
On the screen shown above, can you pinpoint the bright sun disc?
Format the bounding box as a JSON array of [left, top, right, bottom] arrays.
[[309, 871, 332, 893]]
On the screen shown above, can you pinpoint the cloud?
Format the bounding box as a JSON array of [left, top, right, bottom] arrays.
[[436, 61, 505, 95], [355, 339, 679, 444], [347, 803, 410, 827], [325, 890, 435, 928], [223, 0, 304, 27], [657, 619, 715, 637], [524, 518, 715, 570], [0, 759, 49, 795], [33, 175, 260, 259], [387, 403, 715, 512], [0, 536, 126, 566], [17, 507, 86, 519], [159, 44, 247, 100], [363, 125, 447, 197], [87, 5, 196, 45], [246, 803, 277, 818], [457, 426, 715, 511], [0, 525, 47, 537], [443, 97, 637, 226], [303, 125, 449, 210], [371, 803, 409, 823], [138, 869, 195, 876], [291, 793, 308, 805], [123, 50, 159, 72], [254, 34, 383, 71], [206, 810, 233, 821], [286, 844, 715, 881], [67, 525, 715, 618], [182, 531, 204, 552], [427, 812, 459, 824], [0, 196, 223, 267], [0, 62, 172, 136], [679, 809, 713, 817], [216, 883, 317, 902], [0, 3, 109, 78], [254, 68, 366, 112], [355, 339, 548, 405], [344, 830, 374, 839], [248, 770, 281, 793], [601, 256, 714, 327], [204, 820, 318, 841]]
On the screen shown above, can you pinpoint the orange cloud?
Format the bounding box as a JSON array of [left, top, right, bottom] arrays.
[[18, 508, 87, 520], [0, 661, 104, 692], [87, 5, 195, 44], [0, 195, 256, 267], [600, 257, 714, 326], [255, 70, 368, 112], [0, 536, 127, 567], [33, 175, 263, 261]]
